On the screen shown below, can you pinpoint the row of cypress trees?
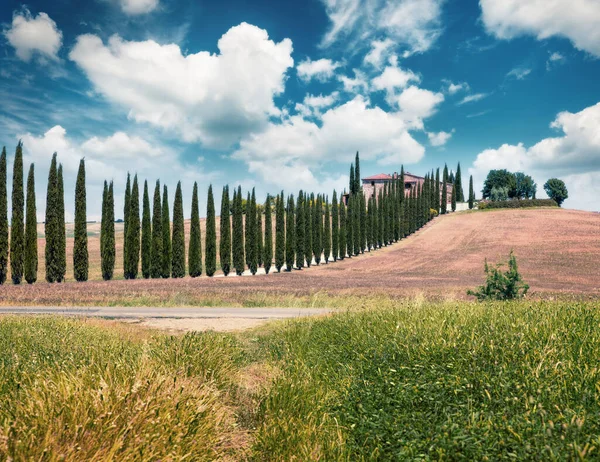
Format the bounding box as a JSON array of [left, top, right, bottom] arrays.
[[0, 146, 469, 284]]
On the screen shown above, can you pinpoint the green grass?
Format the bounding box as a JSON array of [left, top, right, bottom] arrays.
[[2, 299, 600, 460]]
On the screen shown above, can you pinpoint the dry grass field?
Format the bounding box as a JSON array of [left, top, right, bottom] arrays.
[[2, 208, 598, 306]]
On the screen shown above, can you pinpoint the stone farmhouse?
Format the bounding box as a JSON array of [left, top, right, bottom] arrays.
[[361, 172, 453, 205]]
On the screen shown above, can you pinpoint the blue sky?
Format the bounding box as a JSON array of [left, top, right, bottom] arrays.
[[1, 0, 599, 219]]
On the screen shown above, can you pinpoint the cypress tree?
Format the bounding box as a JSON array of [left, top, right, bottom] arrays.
[[124, 175, 140, 279], [189, 182, 202, 277], [275, 191, 284, 272], [57, 164, 66, 282], [123, 172, 131, 275], [314, 195, 322, 264], [257, 204, 263, 268], [264, 195, 273, 274], [435, 168, 441, 212], [0, 147, 8, 285], [285, 194, 295, 271], [161, 185, 171, 278], [150, 181, 163, 278], [295, 191, 304, 269], [45, 155, 59, 282], [455, 162, 464, 202], [73, 158, 88, 282], [102, 181, 115, 280], [349, 164, 355, 195], [354, 152, 361, 194], [338, 201, 346, 259], [373, 195, 379, 248], [346, 194, 353, 256], [353, 194, 360, 255], [24, 164, 37, 284], [469, 175, 475, 209], [331, 191, 338, 261], [10, 141, 24, 284], [172, 181, 185, 278], [381, 188, 387, 246], [233, 186, 245, 275], [205, 184, 217, 276], [245, 192, 251, 267], [451, 181, 457, 212], [100, 181, 107, 277], [360, 192, 367, 252], [441, 178, 448, 214], [141, 179, 151, 278], [304, 194, 312, 267], [248, 188, 258, 275], [323, 196, 331, 263], [219, 186, 231, 276]]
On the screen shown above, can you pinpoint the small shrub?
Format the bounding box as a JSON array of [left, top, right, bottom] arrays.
[[478, 199, 557, 210], [429, 208, 438, 219], [468, 251, 529, 301]]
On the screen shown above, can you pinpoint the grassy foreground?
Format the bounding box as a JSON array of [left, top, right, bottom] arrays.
[[2, 299, 600, 460]]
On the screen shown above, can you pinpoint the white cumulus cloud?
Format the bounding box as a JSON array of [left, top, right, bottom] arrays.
[[428, 130, 454, 147], [296, 58, 341, 82], [480, 0, 600, 57], [119, 0, 159, 15], [69, 23, 293, 148], [4, 9, 62, 62]]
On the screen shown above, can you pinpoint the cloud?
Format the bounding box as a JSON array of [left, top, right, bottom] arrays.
[[296, 58, 341, 82], [294, 92, 339, 117], [3, 8, 62, 62], [338, 69, 369, 93], [480, 0, 600, 57], [443, 80, 470, 94], [469, 101, 600, 210], [233, 96, 426, 191], [372, 64, 420, 95], [119, 0, 159, 15], [69, 23, 293, 148], [458, 93, 488, 105], [364, 38, 395, 68], [428, 130, 454, 146], [396, 86, 444, 129], [546, 51, 566, 70], [18, 125, 216, 221], [507, 66, 532, 80], [320, 0, 445, 55]]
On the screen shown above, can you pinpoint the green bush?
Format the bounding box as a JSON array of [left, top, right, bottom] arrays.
[[468, 251, 529, 301], [478, 199, 557, 209]]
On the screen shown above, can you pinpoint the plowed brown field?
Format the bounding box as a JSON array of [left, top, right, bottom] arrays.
[[2, 208, 598, 305]]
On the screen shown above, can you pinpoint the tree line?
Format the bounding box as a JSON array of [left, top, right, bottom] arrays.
[[0, 146, 465, 284]]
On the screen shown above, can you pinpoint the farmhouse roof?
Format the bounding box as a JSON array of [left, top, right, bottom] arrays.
[[362, 173, 393, 181]]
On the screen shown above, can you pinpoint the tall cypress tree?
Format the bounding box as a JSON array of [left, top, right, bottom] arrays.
[[373, 195, 379, 248], [339, 201, 346, 259], [314, 195, 322, 264], [285, 194, 295, 271], [441, 178, 448, 214], [233, 186, 245, 276], [57, 164, 66, 282], [455, 162, 464, 202], [73, 159, 88, 282], [10, 141, 24, 284], [275, 191, 284, 272], [100, 181, 107, 278], [346, 194, 353, 257], [220, 186, 231, 276], [295, 191, 304, 269], [264, 194, 273, 274], [353, 194, 360, 255], [161, 185, 171, 278], [0, 147, 7, 285], [123, 172, 131, 276], [360, 192, 367, 252], [451, 181, 457, 212], [323, 196, 331, 263], [151, 180, 163, 278], [171, 181, 185, 278], [354, 151, 361, 194], [349, 164, 355, 195], [245, 192, 251, 267], [469, 175, 475, 209], [141, 180, 151, 278], [435, 168, 441, 212], [24, 164, 37, 284], [102, 181, 115, 280], [45, 154, 59, 283], [379, 189, 385, 244], [331, 191, 338, 261], [304, 194, 312, 267], [205, 184, 217, 277], [124, 175, 140, 279], [247, 188, 258, 275], [257, 203, 263, 268], [189, 182, 202, 277]]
